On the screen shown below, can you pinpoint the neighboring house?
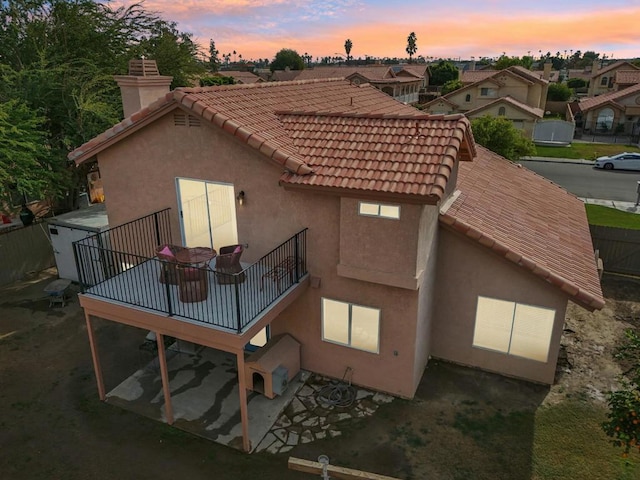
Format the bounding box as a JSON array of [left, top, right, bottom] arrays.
[[424, 65, 548, 137], [614, 70, 640, 91], [294, 65, 425, 104], [588, 61, 640, 97], [216, 70, 264, 84], [69, 61, 603, 452], [465, 96, 543, 137], [574, 82, 640, 134], [269, 69, 302, 82]]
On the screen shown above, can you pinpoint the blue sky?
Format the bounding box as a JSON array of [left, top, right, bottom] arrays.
[[112, 0, 640, 62]]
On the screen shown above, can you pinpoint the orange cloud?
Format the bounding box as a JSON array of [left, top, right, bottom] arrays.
[[111, 1, 640, 61]]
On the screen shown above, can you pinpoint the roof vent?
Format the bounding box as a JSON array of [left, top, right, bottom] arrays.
[[128, 59, 160, 77], [174, 113, 201, 127]]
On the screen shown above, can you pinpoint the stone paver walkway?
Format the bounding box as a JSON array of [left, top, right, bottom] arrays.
[[255, 373, 393, 453]]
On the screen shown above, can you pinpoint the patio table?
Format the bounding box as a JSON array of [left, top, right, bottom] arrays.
[[175, 247, 216, 268]]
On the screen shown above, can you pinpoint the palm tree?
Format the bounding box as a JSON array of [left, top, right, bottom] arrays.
[[344, 39, 353, 63], [406, 32, 417, 63]]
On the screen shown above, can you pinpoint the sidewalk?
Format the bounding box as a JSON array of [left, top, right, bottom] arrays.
[[521, 156, 592, 165], [580, 197, 640, 214]]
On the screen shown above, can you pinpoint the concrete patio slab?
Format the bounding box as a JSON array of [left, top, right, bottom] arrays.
[[105, 346, 309, 451]]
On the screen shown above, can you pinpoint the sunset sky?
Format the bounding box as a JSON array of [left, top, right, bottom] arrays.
[[112, 0, 640, 62]]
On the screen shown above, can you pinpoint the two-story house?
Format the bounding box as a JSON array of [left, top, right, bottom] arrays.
[[424, 66, 548, 137], [574, 82, 640, 134], [69, 60, 603, 452], [588, 61, 640, 96], [294, 65, 425, 104]]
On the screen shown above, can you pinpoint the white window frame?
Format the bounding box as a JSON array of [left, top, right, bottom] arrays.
[[358, 201, 400, 219], [321, 298, 380, 354], [472, 296, 555, 363]]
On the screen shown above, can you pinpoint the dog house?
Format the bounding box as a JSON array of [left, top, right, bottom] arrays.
[[245, 334, 300, 399]]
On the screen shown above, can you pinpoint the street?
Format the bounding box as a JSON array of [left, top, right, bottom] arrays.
[[518, 160, 640, 203]]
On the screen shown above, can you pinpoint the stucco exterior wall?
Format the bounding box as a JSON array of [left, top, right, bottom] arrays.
[[466, 104, 537, 137], [445, 76, 544, 114], [95, 107, 426, 398], [338, 198, 426, 289], [431, 228, 568, 384], [412, 205, 440, 387]]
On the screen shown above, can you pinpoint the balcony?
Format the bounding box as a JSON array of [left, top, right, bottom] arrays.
[[73, 209, 308, 334]]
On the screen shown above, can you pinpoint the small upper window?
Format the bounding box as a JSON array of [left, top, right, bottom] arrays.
[[465, 93, 471, 102], [498, 106, 506, 116], [358, 202, 400, 219], [480, 87, 496, 97], [600, 76, 608, 86]]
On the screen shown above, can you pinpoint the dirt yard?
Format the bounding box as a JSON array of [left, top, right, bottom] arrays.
[[1, 269, 639, 479]]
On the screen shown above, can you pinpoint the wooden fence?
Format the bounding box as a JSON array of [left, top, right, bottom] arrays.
[[0, 222, 55, 286], [590, 225, 640, 276]]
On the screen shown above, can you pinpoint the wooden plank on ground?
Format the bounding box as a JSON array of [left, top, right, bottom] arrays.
[[288, 457, 402, 480]]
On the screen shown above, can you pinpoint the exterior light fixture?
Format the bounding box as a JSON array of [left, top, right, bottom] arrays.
[[237, 190, 245, 206]]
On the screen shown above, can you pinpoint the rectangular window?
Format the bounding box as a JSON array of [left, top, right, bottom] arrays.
[[322, 298, 380, 353], [480, 87, 497, 97], [358, 202, 400, 219], [472, 296, 555, 362]]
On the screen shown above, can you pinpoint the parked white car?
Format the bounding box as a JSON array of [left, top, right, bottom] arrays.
[[594, 152, 640, 170]]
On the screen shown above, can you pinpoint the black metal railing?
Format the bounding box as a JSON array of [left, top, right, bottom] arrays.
[[73, 209, 308, 333]]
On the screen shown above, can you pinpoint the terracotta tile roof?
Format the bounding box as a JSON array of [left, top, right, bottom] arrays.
[[615, 70, 640, 85], [218, 70, 263, 84], [296, 66, 395, 81], [461, 70, 496, 84], [509, 65, 548, 85], [461, 66, 544, 87], [577, 82, 640, 112], [400, 65, 429, 78], [441, 145, 604, 311], [278, 113, 475, 202], [594, 61, 639, 78], [68, 79, 420, 172], [465, 96, 544, 119], [270, 70, 302, 82]]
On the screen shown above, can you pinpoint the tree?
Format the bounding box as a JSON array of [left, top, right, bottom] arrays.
[[0, 0, 205, 209], [199, 75, 235, 86], [208, 39, 220, 72], [547, 83, 572, 101], [495, 55, 533, 70], [603, 329, 640, 456], [270, 48, 304, 72], [130, 20, 205, 88], [470, 115, 535, 161], [567, 78, 587, 89], [0, 99, 52, 204], [441, 79, 463, 95], [344, 39, 353, 63], [406, 32, 417, 63], [429, 60, 458, 86]]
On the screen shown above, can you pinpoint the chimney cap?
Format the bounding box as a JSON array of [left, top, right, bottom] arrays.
[[128, 59, 160, 77]]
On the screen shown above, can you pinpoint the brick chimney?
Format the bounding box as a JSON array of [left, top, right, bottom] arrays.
[[114, 59, 173, 118], [543, 61, 552, 81]]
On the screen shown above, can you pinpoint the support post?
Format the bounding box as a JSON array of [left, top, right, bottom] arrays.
[[236, 350, 251, 452], [156, 332, 174, 424], [84, 313, 106, 400]]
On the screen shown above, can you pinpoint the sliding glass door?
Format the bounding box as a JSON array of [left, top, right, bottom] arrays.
[[176, 178, 238, 249]]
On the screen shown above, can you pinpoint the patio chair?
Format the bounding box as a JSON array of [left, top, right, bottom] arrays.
[[215, 244, 246, 285], [177, 265, 209, 303], [156, 244, 187, 285]]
